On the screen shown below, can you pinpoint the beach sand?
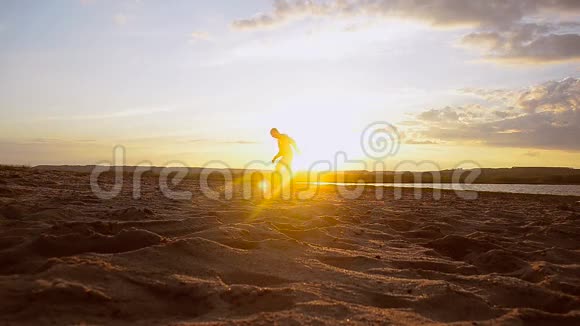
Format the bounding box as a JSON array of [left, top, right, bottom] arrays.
[[1, 166, 579, 325]]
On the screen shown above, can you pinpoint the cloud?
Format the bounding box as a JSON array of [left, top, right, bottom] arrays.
[[180, 139, 260, 145], [190, 31, 211, 41], [523, 150, 540, 157], [515, 77, 580, 112], [417, 107, 460, 122], [232, 0, 580, 63], [232, 0, 538, 29], [461, 23, 580, 63], [233, 13, 281, 30], [123, 137, 261, 146], [25, 138, 98, 145], [458, 87, 519, 103], [461, 32, 503, 49], [44, 107, 175, 121], [405, 77, 580, 150], [508, 34, 580, 63], [223, 140, 261, 144], [405, 139, 439, 145], [0, 138, 98, 146]]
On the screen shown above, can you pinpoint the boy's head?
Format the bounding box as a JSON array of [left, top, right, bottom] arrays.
[[270, 128, 280, 138]]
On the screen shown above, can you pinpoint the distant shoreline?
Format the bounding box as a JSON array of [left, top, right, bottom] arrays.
[[306, 182, 580, 197], [25, 164, 580, 185]]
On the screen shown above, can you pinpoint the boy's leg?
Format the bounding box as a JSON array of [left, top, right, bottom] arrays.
[[272, 158, 293, 199]]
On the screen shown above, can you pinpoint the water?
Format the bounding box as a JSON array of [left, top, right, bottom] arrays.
[[315, 183, 580, 197]]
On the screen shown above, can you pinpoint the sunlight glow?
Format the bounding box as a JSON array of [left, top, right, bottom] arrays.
[[258, 180, 269, 191]]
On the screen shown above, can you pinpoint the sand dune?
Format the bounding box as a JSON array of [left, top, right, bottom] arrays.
[[1, 166, 579, 325]]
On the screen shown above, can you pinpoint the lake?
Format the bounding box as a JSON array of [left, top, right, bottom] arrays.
[[314, 183, 580, 197]]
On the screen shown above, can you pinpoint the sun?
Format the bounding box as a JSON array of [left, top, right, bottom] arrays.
[[262, 104, 371, 172], [258, 180, 268, 191], [290, 129, 365, 172]]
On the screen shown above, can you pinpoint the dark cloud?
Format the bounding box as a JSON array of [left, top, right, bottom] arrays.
[[509, 34, 580, 63], [462, 24, 580, 63], [233, 0, 580, 63], [461, 32, 503, 50], [406, 77, 580, 150], [233, 0, 540, 29]]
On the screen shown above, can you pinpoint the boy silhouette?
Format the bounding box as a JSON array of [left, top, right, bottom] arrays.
[[270, 128, 298, 174]]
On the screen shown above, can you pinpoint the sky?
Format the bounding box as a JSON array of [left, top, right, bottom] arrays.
[[0, 0, 579, 171]]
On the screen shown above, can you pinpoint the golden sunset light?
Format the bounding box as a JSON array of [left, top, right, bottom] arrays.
[[1, 1, 580, 325]]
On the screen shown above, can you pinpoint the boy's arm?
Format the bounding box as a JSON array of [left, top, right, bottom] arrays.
[[291, 138, 300, 154], [272, 151, 281, 163]]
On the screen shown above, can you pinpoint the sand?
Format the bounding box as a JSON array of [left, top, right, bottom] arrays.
[[1, 166, 579, 325]]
